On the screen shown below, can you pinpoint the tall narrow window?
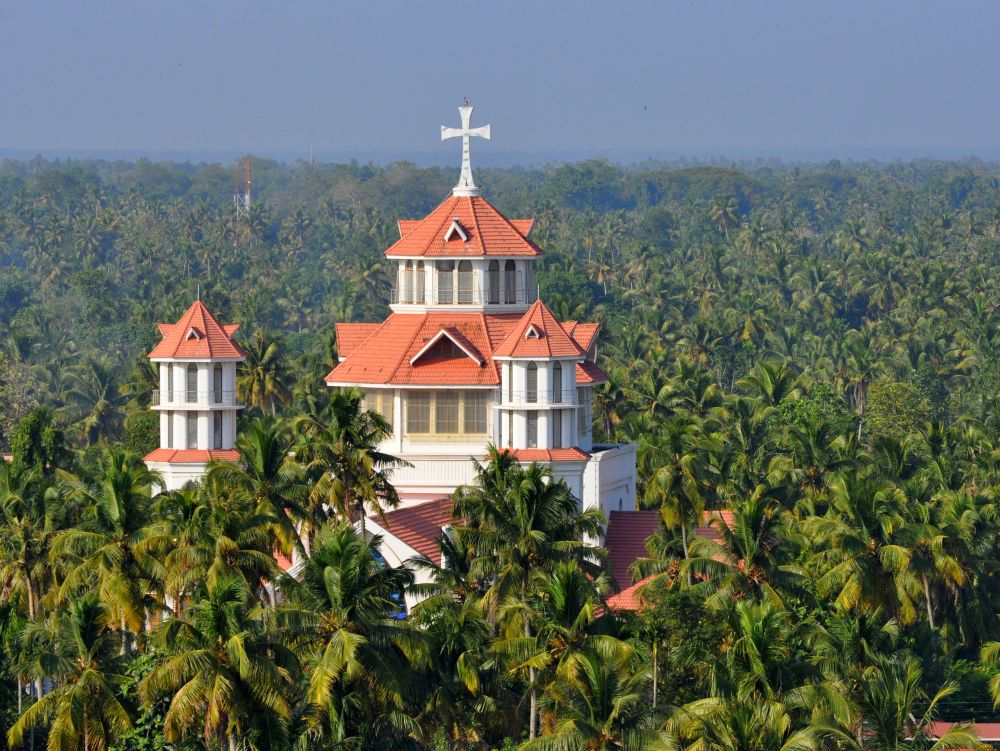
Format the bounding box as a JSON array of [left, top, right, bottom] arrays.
[[213, 364, 223, 403], [407, 392, 431, 434], [166, 411, 173, 449], [166, 366, 174, 404], [415, 262, 426, 303], [526, 411, 538, 448], [187, 412, 198, 449], [458, 260, 473, 303], [214, 412, 223, 449], [437, 261, 455, 304], [552, 409, 562, 449], [464, 391, 487, 434], [187, 364, 197, 403], [403, 261, 414, 303], [552, 362, 562, 403], [526, 363, 538, 403], [488, 260, 500, 304], [436, 391, 459, 433], [507, 363, 513, 403], [504, 260, 517, 304], [507, 410, 513, 448]]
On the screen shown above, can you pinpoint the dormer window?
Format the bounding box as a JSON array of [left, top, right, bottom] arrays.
[[185, 327, 203, 341], [524, 325, 542, 340], [444, 217, 468, 242]]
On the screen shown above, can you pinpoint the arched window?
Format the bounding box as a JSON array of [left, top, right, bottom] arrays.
[[437, 260, 455, 304], [552, 362, 562, 403], [214, 412, 223, 449], [504, 260, 517, 304], [415, 262, 426, 303], [186, 364, 197, 403], [403, 261, 414, 303], [166, 365, 174, 403], [213, 364, 223, 404], [526, 363, 538, 403], [488, 260, 500, 304], [507, 362, 513, 403], [458, 260, 473, 303]]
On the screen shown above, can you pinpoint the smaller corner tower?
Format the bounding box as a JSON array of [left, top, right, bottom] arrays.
[[143, 300, 245, 490]]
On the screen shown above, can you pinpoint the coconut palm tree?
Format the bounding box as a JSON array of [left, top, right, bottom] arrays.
[[62, 355, 126, 445], [52, 449, 161, 646], [7, 593, 133, 751], [140, 576, 298, 751], [238, 329, 292, 416], [272, 523, 423, 748]]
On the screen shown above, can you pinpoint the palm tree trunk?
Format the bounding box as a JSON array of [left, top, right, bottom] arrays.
[[228, 734, 237, 751], [681, 524, 692, 587], [526, 618, 537, 740], [923, 574, 935, 630], [652, 640, 658, 708]]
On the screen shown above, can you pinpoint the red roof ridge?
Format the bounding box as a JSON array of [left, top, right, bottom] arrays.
[[493, 300, 585, 359]]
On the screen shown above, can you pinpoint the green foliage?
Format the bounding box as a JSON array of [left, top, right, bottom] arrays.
[[866, 378, 933, 442], [9, 407, 68, 475]]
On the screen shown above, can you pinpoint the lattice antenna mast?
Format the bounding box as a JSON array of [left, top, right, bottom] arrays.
[[234, 157, 251, 220]]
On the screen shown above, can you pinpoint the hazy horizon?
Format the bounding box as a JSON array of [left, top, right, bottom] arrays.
[[2, 1, 999, 163]]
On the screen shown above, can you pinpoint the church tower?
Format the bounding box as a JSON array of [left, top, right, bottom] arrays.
[[326, 104, 636, 519], [143, 300, 244, 490]]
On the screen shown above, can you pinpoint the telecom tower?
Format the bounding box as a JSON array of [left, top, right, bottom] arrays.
[[233, 157, 251, 246]]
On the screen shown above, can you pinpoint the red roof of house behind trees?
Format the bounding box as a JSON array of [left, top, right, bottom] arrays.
[[372, 498, 455, 565], [148, 300, 244, 360], [385, 194, 541, 258]]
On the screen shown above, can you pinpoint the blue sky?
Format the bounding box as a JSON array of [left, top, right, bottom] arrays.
[[1, 0, 998, 162]]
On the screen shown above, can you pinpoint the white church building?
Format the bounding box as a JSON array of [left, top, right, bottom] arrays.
[[324, 105, 637, 580]]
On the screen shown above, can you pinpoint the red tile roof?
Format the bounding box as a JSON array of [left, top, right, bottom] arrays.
[[493, 301, 585, 359], [335, 323, 381, 359], [507, 448, 590, 463], [149, 301, 244, 360], [326, 312, 528, 386], [143, 449, 240, 463], [606, 577, 655, 611], [568, 323, 601, 354], [374, 497, 454, 565], [385, 195, 541, 258], [928, 722, 999, 741], [576, 361, 609, 385], [605, 510, 660, 590]]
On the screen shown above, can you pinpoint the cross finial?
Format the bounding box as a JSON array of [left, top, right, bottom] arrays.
[[441, 102, 491, 197]]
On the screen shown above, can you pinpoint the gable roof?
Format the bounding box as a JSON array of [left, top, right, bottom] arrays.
[[374, 498, 454, 565], [385, 194, 541, 258], [410, 328, 484, 367], [326, 312, 524, 386], [493, 300, 585, 358], [148, 300, 244, 360]]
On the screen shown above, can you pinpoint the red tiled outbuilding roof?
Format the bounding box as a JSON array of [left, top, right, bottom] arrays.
[[606, 577, 654, 611], [143, 449, 240, 464], [149, 300, 244, 360], [385, 195, 541, 258], [576, 361, 609, 385], [374, 497, 454, 565], [493, 300, 585, 359], [604, 510, 660, 591], [928, 722, 999, 741]]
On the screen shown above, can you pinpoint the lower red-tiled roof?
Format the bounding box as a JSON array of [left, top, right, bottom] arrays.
[[373, 497, 454, 565], [605, 510, 660, 590], [506, 448, 590, 463], [577, 361, 609, 385], [697, 510, 737, 540], [606, 576, 656, 611], [144, 449, 240, 463], [274, 549, 294, 572], [928, 722, 999, 740]]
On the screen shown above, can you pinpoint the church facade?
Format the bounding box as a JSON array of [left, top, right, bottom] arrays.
[[325, 106, 637, 575]]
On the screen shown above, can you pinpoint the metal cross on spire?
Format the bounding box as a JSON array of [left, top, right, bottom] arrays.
[[441, 101, 491, 196]]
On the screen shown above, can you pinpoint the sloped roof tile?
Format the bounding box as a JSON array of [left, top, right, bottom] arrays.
[[493, 300, 585, 359], [149, 301, 244, 360], [385, 195, 541, 258]]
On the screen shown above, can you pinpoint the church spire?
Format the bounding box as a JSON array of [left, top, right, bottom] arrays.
[[441, 101, 491, 197]]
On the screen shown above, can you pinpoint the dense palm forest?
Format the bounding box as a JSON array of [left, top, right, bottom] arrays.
[[5, 156, 1000, 749]]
